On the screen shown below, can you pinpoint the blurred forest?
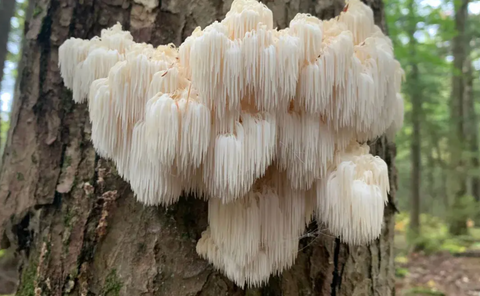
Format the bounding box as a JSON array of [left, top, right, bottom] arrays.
[[1, 0, 480, 295], [387, 0, 480, 294]]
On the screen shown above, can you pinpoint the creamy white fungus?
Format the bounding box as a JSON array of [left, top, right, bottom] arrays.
[[58, 0, 404, 287]]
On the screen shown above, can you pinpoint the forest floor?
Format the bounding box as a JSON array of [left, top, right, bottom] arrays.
[[394, 213, 480, 296], [395, 251, 480, 296]]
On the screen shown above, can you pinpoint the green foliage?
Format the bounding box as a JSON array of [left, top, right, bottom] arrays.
[[396, 212, 480, 254], [404, 287, 445, 296], [440, 237, 467, 253], [447, 195, 478, 235], [395, 266, 409, 278], [409, 214, 450, 254]]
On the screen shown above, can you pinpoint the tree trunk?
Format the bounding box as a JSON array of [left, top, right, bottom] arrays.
[[426, 150, 435, 212], [0, 0, 397, 295], [0, 0, 16, 89], [0, 0, 34, 165], [430, 130, 449, 210], [449, 0, 470, 236], [0, 0, 17, 155], [406, 0, 421, 246], [464, 58, 479, 202]]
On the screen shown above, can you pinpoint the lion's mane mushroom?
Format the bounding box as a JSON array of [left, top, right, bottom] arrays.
[[58, 0, 404, 287]]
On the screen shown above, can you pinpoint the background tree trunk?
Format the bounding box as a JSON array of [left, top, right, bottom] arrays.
[[0, 0, 397, 295], [449, 0, 470, 236], [0, 0, 16, 90], [406, 0, 421, 246], [464, 58, 479, 202], [0, 0, 17, 154]]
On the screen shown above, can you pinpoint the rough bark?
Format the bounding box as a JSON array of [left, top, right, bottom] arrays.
[[0, 0, 397, 295], [449, 0, 470, 236], [406, 0, 421, 245]]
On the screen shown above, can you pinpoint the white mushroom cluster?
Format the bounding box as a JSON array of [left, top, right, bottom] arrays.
[[58, 0, 404, 287]]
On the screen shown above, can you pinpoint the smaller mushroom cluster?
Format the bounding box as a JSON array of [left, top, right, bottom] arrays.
[[58, 0, 404, 287]]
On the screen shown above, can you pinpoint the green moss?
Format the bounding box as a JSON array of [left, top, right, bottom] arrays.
[[71, 177, 78, 190], [31, 154, 38, 164], [69, 267, 78, 280], [62, 208, 77, 254], [32, 6, 43, 17], [63, 155, 72, 168], [137, 242, 146, 254], [17, 172, 25, 181], [102, 269, 123, 296], [63, 208, 75, 227], [16, 260, 38, 296]]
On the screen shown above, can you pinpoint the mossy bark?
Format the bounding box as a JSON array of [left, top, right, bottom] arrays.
[[0, 0, 397, 295]]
